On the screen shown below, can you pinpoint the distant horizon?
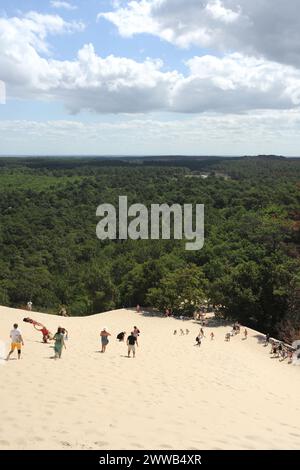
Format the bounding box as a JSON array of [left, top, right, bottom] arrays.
[[0, 154, 299, 159]]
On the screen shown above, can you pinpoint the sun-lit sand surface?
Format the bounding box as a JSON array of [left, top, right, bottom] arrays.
[[0, 305, 299, 450]]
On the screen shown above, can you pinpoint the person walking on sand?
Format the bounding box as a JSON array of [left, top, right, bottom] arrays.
[[53, 327, 66, 359], [136, 304, 140, 313], [6, 324, 24, 361], [127, 331, 138, 358], [195, 334, 202, 347], [210, 332, 215, 341], [244, 328, 248, 340], [100, 327, 111, 353], [133, 326, 140, 337], [265, 333, 270, 346], [173, 330, 177, 335], [27, 300, 32, 312]]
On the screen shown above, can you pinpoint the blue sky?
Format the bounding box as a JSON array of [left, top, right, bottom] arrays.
[[1, 0, 300, 156]]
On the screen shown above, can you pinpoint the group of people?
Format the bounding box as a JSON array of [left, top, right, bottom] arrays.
[[100, 326, 140, 358], [264, 334, 297, 364], [225, 323, 247, 342], [5, 323, 68, 361]]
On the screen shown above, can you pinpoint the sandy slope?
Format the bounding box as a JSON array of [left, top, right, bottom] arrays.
[[0, 306, 299, 450]]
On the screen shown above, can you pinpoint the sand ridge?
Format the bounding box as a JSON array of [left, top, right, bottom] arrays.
[[0, 305, 299, 450]]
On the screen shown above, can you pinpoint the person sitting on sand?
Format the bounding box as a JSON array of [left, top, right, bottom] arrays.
[[53, 327, 66, 359], [210, 332, 215, 341], [117, 332, 126, 342], [127, 331, 138, 358], [59, 306, 69, 317], [100, 328, 111, 353], [6, 324, 24, 361]]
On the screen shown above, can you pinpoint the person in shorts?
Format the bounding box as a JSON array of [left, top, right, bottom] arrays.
[[127, 332, 138, 358], [100, 328, 111, 353], [6, 324, 24, 361]]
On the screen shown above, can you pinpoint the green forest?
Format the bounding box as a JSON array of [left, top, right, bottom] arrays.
[[0, 155, 299, 342]]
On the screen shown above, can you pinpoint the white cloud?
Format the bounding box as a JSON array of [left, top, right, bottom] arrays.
[[0, 80, 5, 104], [50, 1, 77, 11], [1, 110, 300, 156], [205, 0, 240, 24], [1, 11, 300, 115], [172, 54, 300, 113], [99, 0, 300, 66]]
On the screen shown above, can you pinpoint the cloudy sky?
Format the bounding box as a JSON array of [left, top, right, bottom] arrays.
[[0, 0, 300, 156]]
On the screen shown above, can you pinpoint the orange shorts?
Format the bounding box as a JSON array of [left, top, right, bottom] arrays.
[[11, 342, 22, 351]]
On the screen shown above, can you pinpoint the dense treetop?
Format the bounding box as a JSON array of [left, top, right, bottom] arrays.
[[0, 156, 299, 341]]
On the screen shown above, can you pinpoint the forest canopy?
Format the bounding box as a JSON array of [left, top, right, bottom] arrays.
[[0, 155, 299, 341]]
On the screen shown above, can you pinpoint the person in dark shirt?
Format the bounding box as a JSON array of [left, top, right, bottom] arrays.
[[117, 331, 126, 342], [127, 332, 138, 358]]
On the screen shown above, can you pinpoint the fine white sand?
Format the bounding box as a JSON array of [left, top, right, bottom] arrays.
[[0, 305, 299, 450]]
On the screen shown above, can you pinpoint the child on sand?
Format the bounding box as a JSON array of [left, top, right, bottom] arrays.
[[6, 324, 24, 361], [100, 328, 111, 353]]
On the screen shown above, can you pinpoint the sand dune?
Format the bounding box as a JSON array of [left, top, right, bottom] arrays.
[[0, 305, 299, 450]]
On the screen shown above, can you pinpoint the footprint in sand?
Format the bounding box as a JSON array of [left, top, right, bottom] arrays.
[[61, 441, 72, 447], [0, 440, 9, 446], [94, 441, 109, 447], [289, 432, 300, 438]]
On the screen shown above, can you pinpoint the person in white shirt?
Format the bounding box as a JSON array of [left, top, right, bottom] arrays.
[[27, 300, 32, 311], [6, 324, 24, 361]]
